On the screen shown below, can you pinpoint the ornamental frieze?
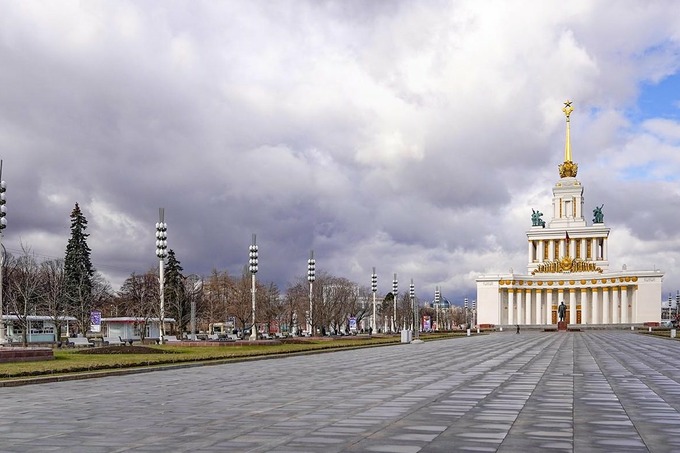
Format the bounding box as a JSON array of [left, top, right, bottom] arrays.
[[531, 255, 603, 274]]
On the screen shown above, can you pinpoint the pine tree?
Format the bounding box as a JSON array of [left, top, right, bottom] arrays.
[[164, 249, 187, 333], [63, 203, 95, 334]]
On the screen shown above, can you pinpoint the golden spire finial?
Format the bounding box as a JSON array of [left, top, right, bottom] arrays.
[[562, 100, 573, 162], [562, 100, 574, 121], [558, 99, 578, 178]]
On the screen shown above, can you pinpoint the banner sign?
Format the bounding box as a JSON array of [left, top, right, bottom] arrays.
[[90, 311, 102, 333]]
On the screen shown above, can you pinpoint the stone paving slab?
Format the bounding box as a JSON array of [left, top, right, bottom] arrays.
[[2, 331, 680, 452]]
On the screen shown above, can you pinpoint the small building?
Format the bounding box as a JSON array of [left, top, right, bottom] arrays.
[[101, 317, 176, 341], [1, 315, 77, 344]]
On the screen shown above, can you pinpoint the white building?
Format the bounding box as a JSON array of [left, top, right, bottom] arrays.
[[476, 101, 663, 327], [101, 317, 175, 341]]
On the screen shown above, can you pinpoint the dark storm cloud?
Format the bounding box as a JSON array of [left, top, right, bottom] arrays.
[[1, 1, 680, 301]]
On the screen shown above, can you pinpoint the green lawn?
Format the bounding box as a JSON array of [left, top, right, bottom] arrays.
[[0, 337, 399, 380], [0, 332, 473, 381]]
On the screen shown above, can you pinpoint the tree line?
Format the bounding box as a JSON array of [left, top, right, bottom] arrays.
[[4, 203, 469, 344]]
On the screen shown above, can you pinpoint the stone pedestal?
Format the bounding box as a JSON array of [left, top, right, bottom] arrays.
[[557, 321, 568, 331]]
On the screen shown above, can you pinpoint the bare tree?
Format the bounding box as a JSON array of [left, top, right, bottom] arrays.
[[229, 269, 255, 335], [283, 280, 308, 335], [38, 259, 67, 343], [202, 269, 233, 331], [4, 246, 41, 345], [260, 282, 280, 335], [117, 270, 158, 341]]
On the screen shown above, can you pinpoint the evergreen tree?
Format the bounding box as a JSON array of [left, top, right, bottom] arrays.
[[164, 249, 187, 333], [63, 203, 95, 334]]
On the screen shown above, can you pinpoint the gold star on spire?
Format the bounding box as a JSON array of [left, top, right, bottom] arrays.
[[558, 100, 578, 178], [562, 100, 574, 121]]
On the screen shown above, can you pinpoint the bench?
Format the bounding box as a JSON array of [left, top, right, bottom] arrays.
[[68, 337, 94, 347], [103, 336, 124, 346], [164, 335, 181, 343], [118, 336, 135, 346]]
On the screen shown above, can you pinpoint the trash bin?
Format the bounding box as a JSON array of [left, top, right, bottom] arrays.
[[400, 329, 412, 343]]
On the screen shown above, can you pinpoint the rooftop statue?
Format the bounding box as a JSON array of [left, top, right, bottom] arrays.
[[531, 209, 546, 228], [593, 204, 604, 224]]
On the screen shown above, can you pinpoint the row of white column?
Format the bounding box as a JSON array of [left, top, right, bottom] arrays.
[[529, 237, 607, 262], [505, 285, 634, 325]]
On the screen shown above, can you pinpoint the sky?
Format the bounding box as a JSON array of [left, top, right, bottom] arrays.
[[1, 0, 680, 304]]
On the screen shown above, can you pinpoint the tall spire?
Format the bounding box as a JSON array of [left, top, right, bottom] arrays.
[[558, 99, 578, 178], [562, 100, 573, 162]]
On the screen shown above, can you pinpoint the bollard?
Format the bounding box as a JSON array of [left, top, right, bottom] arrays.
[[649, 327, 652, 332], [477, 328, 480, 334], [631, 326, 634, 331], [499, 327, 503, 332], [672, 329, 677, 339], [466, 328, 471, 337]]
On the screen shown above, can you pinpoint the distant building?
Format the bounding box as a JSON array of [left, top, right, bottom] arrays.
[[101, 317, 175, 340], [2, 315, 77, 344], [476, 101, 663, 327]]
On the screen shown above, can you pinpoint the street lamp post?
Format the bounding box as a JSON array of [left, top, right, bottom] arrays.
[[472, 299, 477, 328], [410, 279, 417, 339], [434, 286, 441, 331], [249, 234, 258, 341], [464, 297, 469, 328], [307, 250, 315, 336], [371, 268, 377, 334], [392, 274, 398, 333], [155, 208, 168, 344], [0, 161, 6, 344]]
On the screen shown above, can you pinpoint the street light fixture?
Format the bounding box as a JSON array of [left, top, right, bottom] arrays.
[[249, 234, 258, 341], [392, 273, 398, 333], [371, 267, 377, 334], [307, 250, 315, 336], [155, 208, 168, 344], [410, 279, 418, 339], [464, 297, 469, 328], [434, 286, 441, 331], [0, 161, 6, 344], [472, 299, 477, 328]]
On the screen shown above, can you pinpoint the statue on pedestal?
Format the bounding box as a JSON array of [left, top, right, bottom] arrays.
[[558, 301, 567, 322]]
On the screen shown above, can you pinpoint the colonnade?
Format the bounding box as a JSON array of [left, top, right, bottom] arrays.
[[529, 237, 607, 263], [500, 284, 636, 325]]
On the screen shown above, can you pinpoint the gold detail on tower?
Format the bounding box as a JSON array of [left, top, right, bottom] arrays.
[[531, 255, 604, 274], [558, 100, 579, 178]]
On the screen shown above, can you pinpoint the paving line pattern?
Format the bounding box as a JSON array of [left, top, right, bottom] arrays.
[[2, 332, 680, 452]]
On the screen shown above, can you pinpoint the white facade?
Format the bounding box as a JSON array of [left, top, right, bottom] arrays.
[[476, 102, 663, 326]]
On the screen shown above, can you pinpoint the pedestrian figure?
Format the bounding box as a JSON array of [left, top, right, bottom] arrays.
[[516, 324, 520, 334]]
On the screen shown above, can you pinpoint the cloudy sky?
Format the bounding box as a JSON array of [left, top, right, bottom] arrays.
[[2, 0, 680, 303]]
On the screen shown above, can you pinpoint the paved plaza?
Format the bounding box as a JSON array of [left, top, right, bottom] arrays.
[[2, 331, 680, 452]]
